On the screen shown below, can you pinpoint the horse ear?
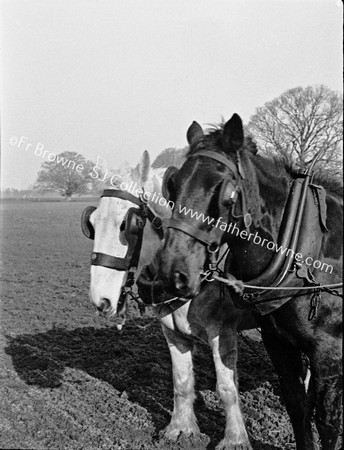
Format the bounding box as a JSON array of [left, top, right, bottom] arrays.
[[138, 150, 150, 183], [223, 114, 244, 153], [187, 121, 204, 146]]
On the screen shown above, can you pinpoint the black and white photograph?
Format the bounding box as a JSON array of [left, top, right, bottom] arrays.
[[1, 1, 342, 449]]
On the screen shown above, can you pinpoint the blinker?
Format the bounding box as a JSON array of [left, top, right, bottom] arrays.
[[81, 187, 164, 271], [81, 206, 97, 240], [124, 207, 143, 239], [221, 181, 239, 206]]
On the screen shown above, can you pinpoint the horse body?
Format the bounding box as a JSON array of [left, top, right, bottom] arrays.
[[159, 115, 342, 449], [82, 151, 255, 449]]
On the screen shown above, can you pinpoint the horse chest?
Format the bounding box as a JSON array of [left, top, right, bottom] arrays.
[[159, 303, 193, 336]]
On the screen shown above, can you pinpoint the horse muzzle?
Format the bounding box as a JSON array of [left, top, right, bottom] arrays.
[[171, 270, 200, 297], [95, 297, 112, 315], [158, 236, 204, 298]]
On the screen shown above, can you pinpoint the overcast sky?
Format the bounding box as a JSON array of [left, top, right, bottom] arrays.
[[1, 0, 342, 189]]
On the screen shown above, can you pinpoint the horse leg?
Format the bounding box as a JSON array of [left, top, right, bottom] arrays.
[[261, 327, 315, 450], [161, 324, 200, 440], [209, 329, 252, 450], [310, 338, 342, 450]]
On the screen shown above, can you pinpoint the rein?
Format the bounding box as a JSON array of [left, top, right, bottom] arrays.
[[213, 275, 343, 294]]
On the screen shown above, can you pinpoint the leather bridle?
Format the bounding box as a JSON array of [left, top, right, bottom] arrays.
[[82, 189, 164, 272], [167, 150, 246, 259]]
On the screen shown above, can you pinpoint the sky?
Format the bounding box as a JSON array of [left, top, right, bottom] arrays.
[[1, 0, 342, 189]]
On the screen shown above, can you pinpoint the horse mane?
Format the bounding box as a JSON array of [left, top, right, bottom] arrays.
[[252, 154, 343, 199], [186, 121, 258, 157], [186, 122, 342, 199]]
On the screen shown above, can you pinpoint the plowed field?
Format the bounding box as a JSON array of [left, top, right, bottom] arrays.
[[0, 201, 309, 449]]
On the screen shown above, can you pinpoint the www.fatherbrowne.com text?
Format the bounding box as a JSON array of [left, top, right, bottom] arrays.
[[11, 136, 333, 275]]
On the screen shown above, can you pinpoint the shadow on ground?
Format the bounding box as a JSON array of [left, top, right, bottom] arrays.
[[5, 321, 288, 450]]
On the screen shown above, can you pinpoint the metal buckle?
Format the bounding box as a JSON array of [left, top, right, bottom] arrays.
[[207, 243, 219, 253], [201, 269, 215, 282], [151, 216, 163, 229], [242, 292, 260, 303]]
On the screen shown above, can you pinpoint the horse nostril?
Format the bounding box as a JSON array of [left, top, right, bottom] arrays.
[[174, 271, 189, 290], [97, 298, 111, 312]]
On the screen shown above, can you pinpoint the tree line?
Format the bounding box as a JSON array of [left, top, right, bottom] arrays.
[[33, 85, 342, 198]]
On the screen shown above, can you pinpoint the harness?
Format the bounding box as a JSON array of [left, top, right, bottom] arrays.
[[167, 150, 248, 268], [165, 150, 343, 316]]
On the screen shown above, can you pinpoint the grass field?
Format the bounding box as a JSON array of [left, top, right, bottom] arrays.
[[0, 201, 302, 449]]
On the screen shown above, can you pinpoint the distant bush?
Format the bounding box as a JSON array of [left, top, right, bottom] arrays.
[[151, 147, 188, 169]]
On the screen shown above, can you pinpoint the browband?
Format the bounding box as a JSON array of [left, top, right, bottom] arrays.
[[191, 150, 242, 179], [168, 218, 222, 247], [167, 149, 244, 251]]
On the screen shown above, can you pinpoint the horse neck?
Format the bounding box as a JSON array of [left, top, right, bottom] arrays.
[[137, 224, 161, 275], [245, 158, 291, 237], [226, 160, 291, 279]]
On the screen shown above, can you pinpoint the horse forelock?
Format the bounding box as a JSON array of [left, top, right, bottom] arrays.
[[176, 157, 223, 217], [186, 122, 258, 157], [186, 126, 223, 157]]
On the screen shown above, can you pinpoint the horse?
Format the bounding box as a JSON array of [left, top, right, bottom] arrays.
[[81, 150, 258, 449], [158, 114, 343, 450]]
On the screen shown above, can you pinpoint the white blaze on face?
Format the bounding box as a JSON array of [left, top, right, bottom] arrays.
[[89, 197, 131, 314]]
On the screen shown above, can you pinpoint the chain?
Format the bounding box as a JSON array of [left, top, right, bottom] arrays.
[[322, 286, 343, 297], [201, 245, 230, 282], [308, 289, 321, 321]]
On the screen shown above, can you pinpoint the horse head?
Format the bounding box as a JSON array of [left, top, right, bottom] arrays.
[[159, 114, 262, 296], [81, 151, 170, 326]]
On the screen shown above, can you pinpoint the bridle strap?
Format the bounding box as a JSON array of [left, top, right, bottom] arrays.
[[101, 189, 164, 238], [167, 150, 244, 252], [101, 189, 142, 206], [91, 188, 164, 270], [145, 209, 164, 239], [91, 252, 130, 270], [191, 150, 242, 180], [168, 218, 222, 247]]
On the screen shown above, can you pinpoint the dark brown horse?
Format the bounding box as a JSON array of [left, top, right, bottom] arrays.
[[158, 114, 343, 449]]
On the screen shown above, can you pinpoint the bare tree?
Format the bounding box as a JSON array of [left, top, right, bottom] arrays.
[[35, 152, 96, 199], [247, 85, 343, 177]]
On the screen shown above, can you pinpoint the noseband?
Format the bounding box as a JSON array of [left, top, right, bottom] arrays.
[[167, 150, 246, 255], [81, 189, 164, 272]]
